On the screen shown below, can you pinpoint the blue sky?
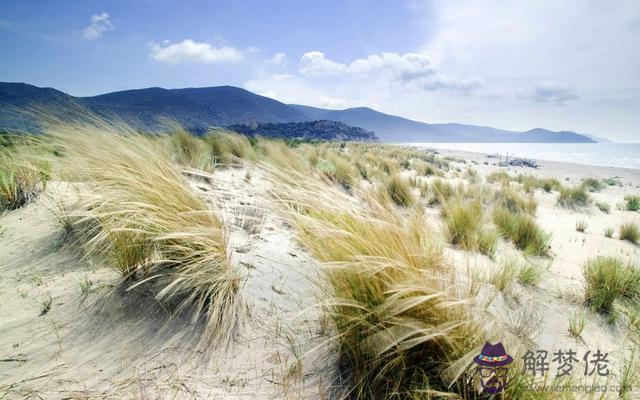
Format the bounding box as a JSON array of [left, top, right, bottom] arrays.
[[1, 0, 639, 141]]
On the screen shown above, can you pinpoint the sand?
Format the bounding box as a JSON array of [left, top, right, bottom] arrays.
[[1, 148, 640, 398]]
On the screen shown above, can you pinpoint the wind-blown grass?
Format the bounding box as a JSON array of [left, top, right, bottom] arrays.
[[268, 166, 481, 399], [170, 130, 214, 171], [0, 140, 50, 212], [385, 174, 414, 207], [54, 126, 243, 349]]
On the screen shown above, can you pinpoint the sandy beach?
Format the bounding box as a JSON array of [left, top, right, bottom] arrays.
[[1, 138, 640, 399]]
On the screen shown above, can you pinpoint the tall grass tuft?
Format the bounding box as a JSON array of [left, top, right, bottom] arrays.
[[268, 166, 481, 399], [0, 141, 50, 211], [441, 197, 497, 257], [385, 174, 414, 207], [204, 129, 254, 166], [582, 256, 640, 314], [557, 185, 590, 208], [619, 221, 640, 244], [492, 206, 550, 256], [54, 126, 243, 348], [169, 130, 213, 171]]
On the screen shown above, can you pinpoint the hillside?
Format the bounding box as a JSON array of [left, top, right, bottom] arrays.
[[290, 104, 596, 143], [227, 120, 376, 141], [0, 82, 597, 142]]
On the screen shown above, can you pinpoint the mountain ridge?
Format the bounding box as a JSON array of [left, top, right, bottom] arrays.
[[0, 82, 598, 143]]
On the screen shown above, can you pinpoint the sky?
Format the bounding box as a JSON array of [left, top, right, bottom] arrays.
[[1, 0, 639, 142]]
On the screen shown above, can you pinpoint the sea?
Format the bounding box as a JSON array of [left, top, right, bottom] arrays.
[[401, 143, 640, 170]]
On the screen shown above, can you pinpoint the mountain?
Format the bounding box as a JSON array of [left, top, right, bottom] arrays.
[[82, 86, 309, 133], [290, 104, 596, 143], [227, 120, 375, 141], [0, 82, 599, 143]]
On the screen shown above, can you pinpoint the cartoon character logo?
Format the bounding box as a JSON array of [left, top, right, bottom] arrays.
[[473, 342, 513, 394]]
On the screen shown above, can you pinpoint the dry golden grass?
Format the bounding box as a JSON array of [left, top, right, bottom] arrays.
[[52, 124, 244, 349], [0, 137, 50, 211], [266, 164, 482, 399]]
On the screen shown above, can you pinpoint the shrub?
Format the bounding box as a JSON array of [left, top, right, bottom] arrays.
[[582, 256, 640, 314], [385, 174, 414, 207], [575, 220, 588, 233], [596, 201, 611, 213], [625, 196, 640, 212], [492, 207, 550, 256], [619, 221, 640, 243], [557, 185, 590, 208], [55, 128, 243, 348]]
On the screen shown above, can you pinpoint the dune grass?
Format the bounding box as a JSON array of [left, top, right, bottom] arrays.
[[596, 201, 610, 213], [385, 174, 414, 207], [441, 197, 497, 257], [54, 126, 243, 348], [204, 129, 254, 166], [557, 185, 590, 208], [492, 206, 550, 256], [580, 178, 604, 192], [575, 220, 588, 233], [625, 195, 640, 212], [268, 166, 481, 399], [619, 221, 640, 243], [169, 130, 214, 171], [495, 186, 537, 214], [0, 140, 50, 212], [582, 256, 640, 315]]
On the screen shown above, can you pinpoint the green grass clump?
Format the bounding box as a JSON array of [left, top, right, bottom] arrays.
[[604, 227, 614, 238], [385, 174, 414, 207], [580, 178, 604, 192], [495, 187, 537, 214], [619, 221, 640, 243], [492, 207, 550, 256], [557, 185, 590, 208], [441, 198, 496, 256], [582, 256, 640, 314], [625, 195, 640, 212], [55, 127, 243, 349], [0, 145, 49, 212], [567, 311, 586, 339], [486, 171, 512, 184], [430, 178, 455, 204], [596, 201, 610, 213]]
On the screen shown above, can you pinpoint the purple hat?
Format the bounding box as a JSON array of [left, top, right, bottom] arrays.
[[473, 342, 513, 367]]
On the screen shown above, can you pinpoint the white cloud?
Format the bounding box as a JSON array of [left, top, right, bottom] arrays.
[[299, 51, 434, 81], [266, 52, 286, 65], [518, 81, 579, 105], [83, 13, 113, 40], [150, 39, 243, 64]]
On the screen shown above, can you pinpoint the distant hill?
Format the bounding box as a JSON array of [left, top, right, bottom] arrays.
[[290, 104, 596, 143], [227, 120, 376, 141], [0, 82, 598, 142]]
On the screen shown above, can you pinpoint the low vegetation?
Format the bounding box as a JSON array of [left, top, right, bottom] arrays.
[[575, 220, 588, 233], [557, 185, 590, 208], [0, 141, 50, 212], [54, 126, 243, 348], [582, 256, 640, 315], [492, 206, 550, 256], [625, 195, 640, 212], [619, 221, 640, 244]]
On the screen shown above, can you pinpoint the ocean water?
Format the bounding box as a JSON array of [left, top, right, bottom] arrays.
[[401, 143, 640, 170]]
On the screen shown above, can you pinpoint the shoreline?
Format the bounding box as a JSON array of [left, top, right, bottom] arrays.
[[402, 145, 640, 185]]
